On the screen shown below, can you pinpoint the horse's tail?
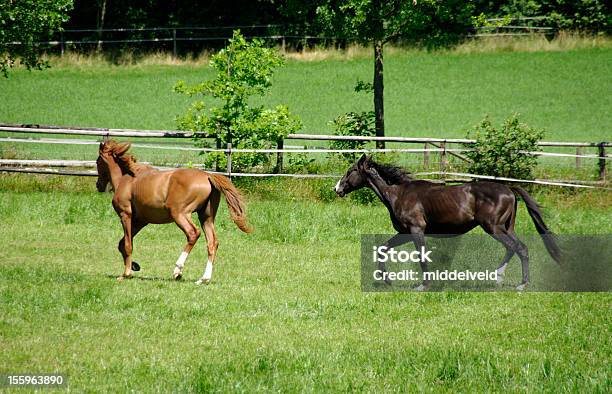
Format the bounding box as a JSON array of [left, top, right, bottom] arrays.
[[511, 186, 562, 264], [208, 173, 253, 234]]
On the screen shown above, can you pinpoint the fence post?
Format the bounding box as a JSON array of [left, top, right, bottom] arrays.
[[226, 142, 232, 178], [172, 29, 177, 58], [575, 147, 582, 169], [423, 142, 429, 170], [598, 142, 606, 181], [60, 31, 65, 57], [275, 138, 284, 174], [215, 138, 221, 172]]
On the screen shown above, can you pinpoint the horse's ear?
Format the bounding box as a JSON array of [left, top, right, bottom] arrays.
[[114, 142, 131, 156], [357, 154, 367, 168]]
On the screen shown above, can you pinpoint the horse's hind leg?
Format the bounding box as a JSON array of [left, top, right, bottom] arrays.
[[171, 213, 201, 280], [495, 248, 514, 285], [510, 233, 529, 291], [485, 224, 529, 290], [494, 197, 520, 283], [195, 190, 220, 285]]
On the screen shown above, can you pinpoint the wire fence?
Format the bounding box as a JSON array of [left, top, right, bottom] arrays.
[[6, 18, 560, 56]]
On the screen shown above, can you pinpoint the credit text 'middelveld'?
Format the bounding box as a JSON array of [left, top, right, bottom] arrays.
[[361, 234, 612, 292]]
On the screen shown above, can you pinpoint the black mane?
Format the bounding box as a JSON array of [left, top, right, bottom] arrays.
[[368, 159, 413, 185]]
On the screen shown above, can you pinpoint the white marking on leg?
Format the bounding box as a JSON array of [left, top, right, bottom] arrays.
[[195, 260, 213, 285], [203, 260, 213, 280], [174, 251, 189, 277], [334, 179, 341, 192], [496, 263, 507, 284]]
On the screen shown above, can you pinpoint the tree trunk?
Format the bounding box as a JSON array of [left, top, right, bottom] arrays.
[[96, 0, 108, 53], [373, 40, 385, 149]]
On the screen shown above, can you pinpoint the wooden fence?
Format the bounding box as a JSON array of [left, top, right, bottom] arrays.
[[0, 123, 609, 188]]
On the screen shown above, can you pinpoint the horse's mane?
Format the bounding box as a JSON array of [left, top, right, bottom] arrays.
[[101, 139, 152, 176], [368, 159, 413, 185]]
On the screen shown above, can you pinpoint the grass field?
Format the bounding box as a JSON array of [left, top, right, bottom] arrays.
[[0, 47, 610, 141], [0, 175, 610, 391], [1, 42, 611, 391]]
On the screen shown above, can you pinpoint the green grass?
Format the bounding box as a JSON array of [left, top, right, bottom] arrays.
[[0, 175, 610, 391], [0, 44, 611, 391], [0, 47, 610, 141]]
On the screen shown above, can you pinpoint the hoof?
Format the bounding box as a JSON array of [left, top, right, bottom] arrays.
[[117, 274, 132, 281], [131, 261, 141, 271], [195, 278, 210, 285], [496, 277, 504, 286], [173, 272, 183, 281], [516, 283, 526, 291], [415, 284, 428, 292]]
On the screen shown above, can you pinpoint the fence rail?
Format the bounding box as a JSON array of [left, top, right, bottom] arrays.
[[1, 124, 609, 147], [0, 160, 609, 190], [0, 123, 609, 186]]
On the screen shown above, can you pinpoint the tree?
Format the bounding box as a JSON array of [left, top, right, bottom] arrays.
[[0, 0, 73, 77], [175, 31, 302, 171], [315, 0, 474, 147]]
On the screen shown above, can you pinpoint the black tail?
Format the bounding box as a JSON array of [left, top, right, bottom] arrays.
[[512, 186, 562, 264]]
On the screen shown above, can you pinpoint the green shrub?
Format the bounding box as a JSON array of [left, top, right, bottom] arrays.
[[465, 114, 544, 180], [285, 153, 316, 174], [316, 180, 338, 203], [350, 188, 378, 205], [329, 80, 376, 165]]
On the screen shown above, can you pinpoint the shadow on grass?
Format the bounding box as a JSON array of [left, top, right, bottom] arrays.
[[103, 274, 189, 283]]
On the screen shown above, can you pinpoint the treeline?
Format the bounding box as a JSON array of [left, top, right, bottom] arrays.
[[67, 0, 610, 38]]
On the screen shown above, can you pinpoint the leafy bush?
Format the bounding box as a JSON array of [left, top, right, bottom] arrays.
[[331, 111, 376, 162], [174, 31, 302, 171], [330, 80, 376, 164], [350, 188, 378, 205], [465, 114, 544, 180], [286, 153, 317, 174]]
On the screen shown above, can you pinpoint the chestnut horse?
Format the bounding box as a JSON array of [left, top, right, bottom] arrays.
[[96, 139, 252, 284], [335, 155, 561, 291]]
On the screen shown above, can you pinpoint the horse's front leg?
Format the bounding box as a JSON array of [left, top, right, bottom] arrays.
[[410, 226, 430, 291], [117, 212, 134, 280], [378, 233, 410, 286], [118, 219, 147, 273]]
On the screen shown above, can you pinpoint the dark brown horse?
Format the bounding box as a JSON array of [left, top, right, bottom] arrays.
[[96, 139, 252, 283], [335, 155, 561, 290]]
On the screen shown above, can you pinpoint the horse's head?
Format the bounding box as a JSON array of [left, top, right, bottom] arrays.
[[335, 154, 370, 197], [96, 139, 131, 192]]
